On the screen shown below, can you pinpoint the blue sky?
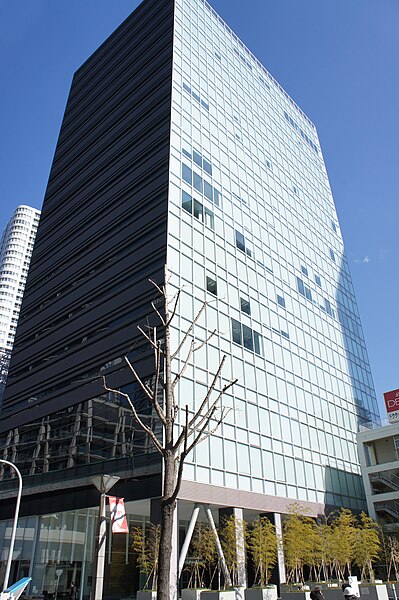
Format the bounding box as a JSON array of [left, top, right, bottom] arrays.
[[1, 0, 398, 418]]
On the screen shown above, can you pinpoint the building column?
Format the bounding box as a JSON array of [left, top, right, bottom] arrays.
[[179, 504, 200, 577], [150, 498, 178, 600], [274, 513, 286, 585], [219, 507, 247, 590], [261, 512, 286, 590]]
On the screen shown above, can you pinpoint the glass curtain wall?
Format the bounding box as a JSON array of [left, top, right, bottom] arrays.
[[0, 500, 151, 600]]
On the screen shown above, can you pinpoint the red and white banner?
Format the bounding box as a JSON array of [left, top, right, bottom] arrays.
[[384, 389, 399, 423], [108, 496, 129, 533]]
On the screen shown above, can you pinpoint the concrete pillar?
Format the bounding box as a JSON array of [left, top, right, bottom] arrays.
[[219, 507, 247, 589], [274, 513, 286, 585], [179, 504, 200, 577], [205, 505, 232, 588], [93, 493, 107, 600], [261, 512, 286, 588]]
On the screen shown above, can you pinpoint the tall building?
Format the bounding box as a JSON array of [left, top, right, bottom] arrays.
[[0, 205, 40, 403], [0, 0, 380, 596]]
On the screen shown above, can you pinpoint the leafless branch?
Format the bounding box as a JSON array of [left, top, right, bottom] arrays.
[[184, 404, 189, 454], [192, 329, 217, 352], [173, 401, 179, 421], [169, 405, 190, 505], [172, 339, 195, 387], [124, 355, 166, 426], [137, 325, 160, 351], [151, 333, 166, 426], [171, 300, 208, 360], [151, 300, 166, 326], [173, 367, 236, 453], [185, 405, 218, 456], [187, 355, 226, 430], [148, 278, 164, 297], [187, 377, 236, 439], [166, 289, 181, 327], [103, 377, 164, 455], [186, 406, 231, 455], [123, 355, 154, 400]]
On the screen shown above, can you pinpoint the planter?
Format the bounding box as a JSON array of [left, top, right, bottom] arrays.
[[245, 585, 278, 600], [200, 591, 236, 600], [359, 584, 388, 600], [235, 588, 246, 600], [137, 591, 157, 600], [183, 590, 208, 600], [280, 588, 311, 600], [282, 586, 310, 592], [386, 584, 395, 600], [317, 587, 342, 600]]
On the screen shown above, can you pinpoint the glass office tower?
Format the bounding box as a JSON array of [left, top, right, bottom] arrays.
[[0, 0, 380, 596], [167, 0, 380, 511]]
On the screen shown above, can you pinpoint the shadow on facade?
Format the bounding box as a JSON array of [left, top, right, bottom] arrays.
[[323, 464, 366, 513], [320, 258, 381, 511], [336, 256, 380, 429]]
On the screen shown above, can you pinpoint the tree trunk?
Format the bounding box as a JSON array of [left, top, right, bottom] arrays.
[[157, 454, 176, 600], [157, 499, 176, 600]]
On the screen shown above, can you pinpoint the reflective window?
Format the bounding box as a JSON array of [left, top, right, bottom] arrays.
[[235, 230, 251, 256], [277, 295, 285, 308], [231, 319, 262, 355], [193, 172, 203, 193], [182, 163, 192, 185], [240, 298, 251, 315], [182, 191, 192, 213], [206, 276, 217, 296]]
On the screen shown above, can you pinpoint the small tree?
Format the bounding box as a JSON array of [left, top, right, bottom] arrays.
[[132, 523, 161, 590], [186, 523, 217, 589], [354, 512, 381, 582], [329, 509, 357, 581], [313, 519, 334, 582], [282, 503, 315, 584], [387, 535, 399, 581], [219, 515, 247, 587], [104, 268, 237, 600], [247, 516, 277, 587]]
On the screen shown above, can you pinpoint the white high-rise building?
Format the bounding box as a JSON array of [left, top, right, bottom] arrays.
[[0, 205, 40, 402]]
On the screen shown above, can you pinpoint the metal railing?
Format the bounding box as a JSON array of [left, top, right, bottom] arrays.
[[370, 470, 399, 491], [359, 418, 390, 431], [375, 499, 399, 520]]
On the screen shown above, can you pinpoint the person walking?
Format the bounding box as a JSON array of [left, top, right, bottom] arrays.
[[310, 587, 324, 600], [342, 582, 357, 600], [69, 582, 78, 600]]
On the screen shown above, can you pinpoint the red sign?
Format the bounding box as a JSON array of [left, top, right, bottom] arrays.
[[108, 497, 129, 533], [384, 389, 399, 413]]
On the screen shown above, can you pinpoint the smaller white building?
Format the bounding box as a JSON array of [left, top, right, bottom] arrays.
[[357, 422, 399, 529], [0, 205, 41, 402]]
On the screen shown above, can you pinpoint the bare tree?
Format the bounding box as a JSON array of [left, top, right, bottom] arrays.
[[104, 267, 237, 600]]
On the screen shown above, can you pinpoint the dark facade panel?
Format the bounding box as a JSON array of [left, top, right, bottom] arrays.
[[1, 0, 174, 454]]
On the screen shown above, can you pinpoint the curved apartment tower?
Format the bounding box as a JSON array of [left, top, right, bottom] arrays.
[[0, 205, 40, 403]]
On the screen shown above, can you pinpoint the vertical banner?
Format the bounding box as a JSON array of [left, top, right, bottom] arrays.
[[108, 496, 129, 533]]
